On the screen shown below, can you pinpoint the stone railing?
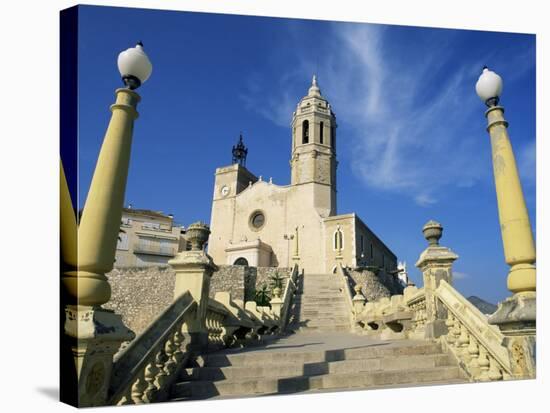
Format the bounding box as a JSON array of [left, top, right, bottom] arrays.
[[336, 264, 356, 319], [405, 286, 427, 339], [435, 280, 512, 381], [108, 287, 282, 405], [270, 263, 300, 331], [109, 291, 197, 405], [205, 298, 231, 349], [353, 289, 415, 339], [353, 280, 514, 380]]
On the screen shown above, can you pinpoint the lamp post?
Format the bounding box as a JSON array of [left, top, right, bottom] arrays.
[[62, 42, 152, 407], [293, 225, 300, 264], [475, 67, 536, 296], [476, 66, 535, 377], [283, 233, 294, 267]]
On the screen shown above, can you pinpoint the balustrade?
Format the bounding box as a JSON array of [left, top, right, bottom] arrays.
[[109, 292, 197, 405], [436, 282, 511, 381]]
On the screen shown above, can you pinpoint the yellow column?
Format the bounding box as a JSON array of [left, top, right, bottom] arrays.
[[485, 106, 536, 294], [60, 160, 77, 272], [64, 88, 140, 306]]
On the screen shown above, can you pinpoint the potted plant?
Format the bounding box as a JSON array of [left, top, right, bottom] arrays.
[[254, 284, 271, 307], [269, 272, 285, 298]]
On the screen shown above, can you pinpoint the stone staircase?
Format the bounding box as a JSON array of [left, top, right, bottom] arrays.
[[167, 273, 468, 401], [287, 273, 351, 332], [169, 333, 466, 400]]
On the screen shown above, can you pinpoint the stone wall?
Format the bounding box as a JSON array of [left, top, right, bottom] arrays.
[[345, 268, 404, 302], [106, 264, 292, 338], [210, 265, 247, 301], [212, 265, 292, 302], [105, 266, 176, 337]]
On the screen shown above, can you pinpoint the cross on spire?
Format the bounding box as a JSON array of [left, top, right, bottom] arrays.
[[232, 132, 248, 167]]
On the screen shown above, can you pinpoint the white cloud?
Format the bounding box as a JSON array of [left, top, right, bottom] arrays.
[[453, 271, 470, 280], [241, 23, 534, 206], [517, 139, 536, 185]]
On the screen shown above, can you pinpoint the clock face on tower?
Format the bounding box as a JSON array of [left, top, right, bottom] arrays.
[[220, 185, 230, 197]]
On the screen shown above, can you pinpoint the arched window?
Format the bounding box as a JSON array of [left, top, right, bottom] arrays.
[[333, 228, 344, 251], [319, 121, 324, 144], [234, 257, 249, 266], [302, 120, 309, 144]]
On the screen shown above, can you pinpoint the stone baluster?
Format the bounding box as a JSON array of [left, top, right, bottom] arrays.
[[450, 318, 461, 349], [154, 349, 169, 389], [445, 314, 456, 346], [457, 324, 471, 361], [116, 386, 133, 405], [467, 337, 481, 379], [488, 356, 503, 381], [477, 346, 491, 382], [143, 361, 159, 403], [172, 327, 185, 365], [163, 339, 177, 376], [130, 369, 147, 404], [352, 285, 366, 315]]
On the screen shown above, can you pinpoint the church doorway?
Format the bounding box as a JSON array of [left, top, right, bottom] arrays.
[[233, 257, 249, 266]]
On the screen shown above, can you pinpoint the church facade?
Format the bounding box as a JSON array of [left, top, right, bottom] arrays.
[[208, 77, 397, 274]]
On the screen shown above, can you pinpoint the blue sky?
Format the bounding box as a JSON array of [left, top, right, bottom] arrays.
[[76, 5, 535, 304]]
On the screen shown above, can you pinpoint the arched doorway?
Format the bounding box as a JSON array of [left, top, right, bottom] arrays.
[[233, 257, 249, 266]]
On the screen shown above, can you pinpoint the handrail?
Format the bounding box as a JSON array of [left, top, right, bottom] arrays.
[[109, 291, 197, 404], [279, 263, 299, 330], [207, 297, 230, 316], [405, 287, 426, 306], [435, 280, 511, 375], [337, 264, 355, 317]]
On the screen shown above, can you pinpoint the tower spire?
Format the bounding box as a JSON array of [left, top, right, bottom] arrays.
[[308, 74, 321, 97]]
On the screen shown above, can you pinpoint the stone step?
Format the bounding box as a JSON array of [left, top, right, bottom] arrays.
[[295, 316, 350, 324], [296, 302, 348, 309], [300, 289, 342, 294], [294, 297, 346, 303], [303, 281, 341, 286], [298, 304, 347, 310], [292, 325, 351, 333], [299, 312, 349, 319], [181, 353, 453, 382], [295, 304, 348, 310], [299, 289, 342, 295], [171, 366, 463, 399], [296, 310, 348, 317], [295, 297, 347, 303], [200, 342, 444, 368]]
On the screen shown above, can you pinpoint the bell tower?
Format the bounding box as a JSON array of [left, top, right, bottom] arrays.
[[290, 75, 337, 217]]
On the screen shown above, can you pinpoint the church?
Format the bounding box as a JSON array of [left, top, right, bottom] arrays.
[[208, 76, 397, 275]]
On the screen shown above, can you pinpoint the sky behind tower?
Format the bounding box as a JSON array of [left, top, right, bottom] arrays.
[[76, 5, 536, 304]]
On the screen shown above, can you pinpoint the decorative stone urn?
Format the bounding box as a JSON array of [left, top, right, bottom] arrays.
[[186, 221, 210, 251], [354, 284, 363, 296], [272, 287, 282, 299], [422, 220, 443, 246]]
